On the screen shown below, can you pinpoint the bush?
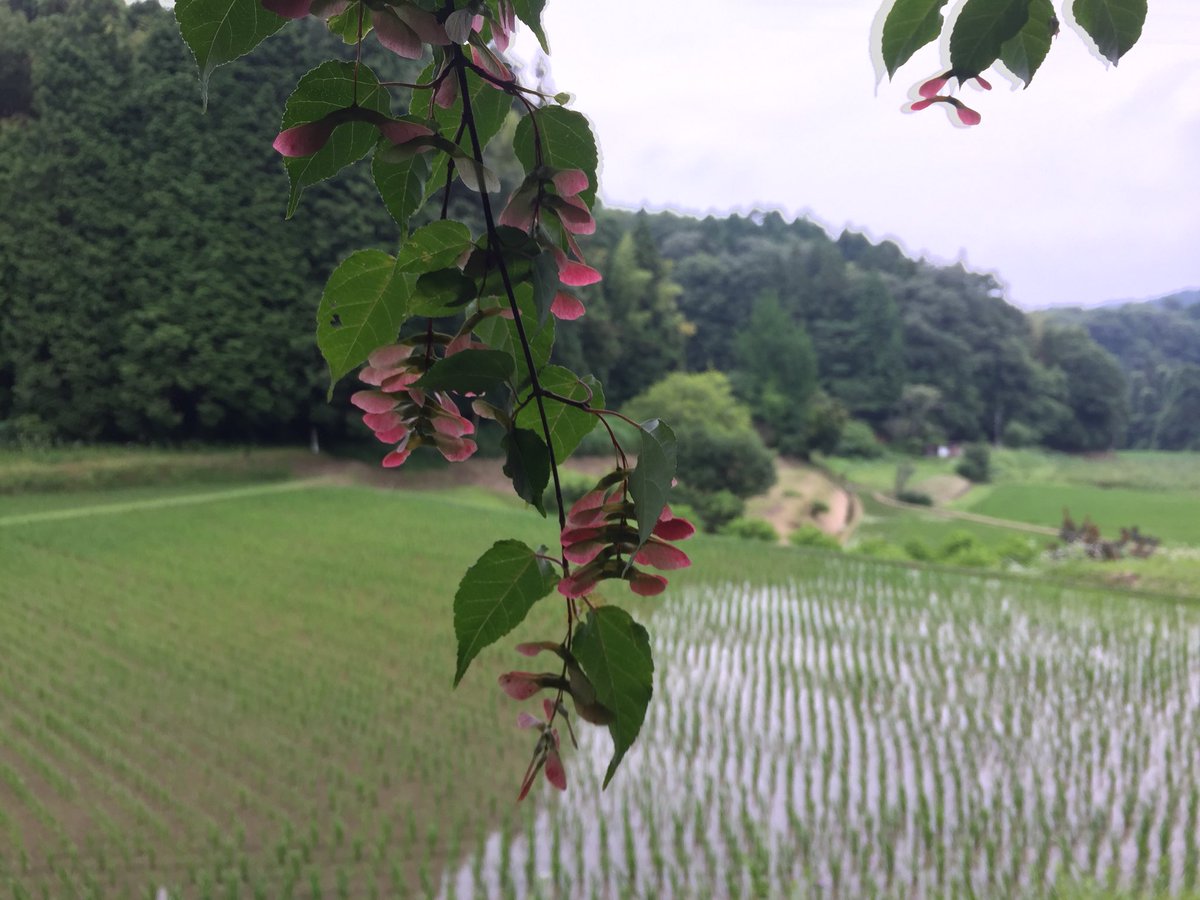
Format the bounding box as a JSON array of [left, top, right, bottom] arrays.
[[671, 485, 744, 532], [998, 535, 1039, 565], [852, 537, 907, 560], [903, 538, 933, 561], [955, 443, 991, 483], [720, 517, 780, 542], [834, 419, 883, 458], [789, 525, 841, 551], [895, 490, 933, 506], [935, 530, 999, 568], [1001, 420, 1038, 449], [623, 372, 776, 498]]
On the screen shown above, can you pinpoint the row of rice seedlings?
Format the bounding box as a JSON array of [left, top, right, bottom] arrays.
[[1, 581, 502, 895], [442, 566, 1200, 898]]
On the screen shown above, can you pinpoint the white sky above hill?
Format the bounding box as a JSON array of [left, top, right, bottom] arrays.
[[510, 1, 1200, 310]]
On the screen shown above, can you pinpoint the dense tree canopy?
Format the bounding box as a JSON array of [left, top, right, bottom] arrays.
[[0, 0, 1145, 457]]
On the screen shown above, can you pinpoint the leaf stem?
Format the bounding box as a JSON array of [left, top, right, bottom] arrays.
[[452, 48, 569, 557]]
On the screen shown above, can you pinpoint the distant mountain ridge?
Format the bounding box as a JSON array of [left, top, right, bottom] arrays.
[[1060, 287, 1200, 312]]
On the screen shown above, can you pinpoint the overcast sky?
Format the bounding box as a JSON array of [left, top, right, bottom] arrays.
[[510, 1, 1200, 310]]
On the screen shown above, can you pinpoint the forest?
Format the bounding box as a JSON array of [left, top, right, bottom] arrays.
[[1, 0, 1193, 457]]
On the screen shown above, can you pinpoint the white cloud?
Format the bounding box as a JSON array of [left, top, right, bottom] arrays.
[[512, 1, 1200, 308]]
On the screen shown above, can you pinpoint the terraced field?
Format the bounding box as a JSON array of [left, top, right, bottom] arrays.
[[2, 480, 1198, 898]]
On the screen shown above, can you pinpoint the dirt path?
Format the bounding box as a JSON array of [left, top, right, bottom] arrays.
[[0, 478, 330, 528], [869, 490, 1058, 536], [747, 459, 857, 544]]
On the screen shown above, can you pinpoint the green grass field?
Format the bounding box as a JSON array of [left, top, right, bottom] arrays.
[[2, 454, 1199, 897]]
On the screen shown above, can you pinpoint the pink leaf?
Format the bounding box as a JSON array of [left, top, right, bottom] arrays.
[[628, 571, 669, 596], [634, 540, 691, 571], [566, 489, 608, 527], [397, 5, 450, 45], [350, 391, 399, 413], [544, 748, 567, 791], [381, 445, 413, 468], [653, 516, 696, 541], [554, 195, 596, 235], [918, 74, 949, 99], [517, 712, 542, 729], [378, 120, 435, 146], [542, 698, 556, 720], [272, 119, 335, 157], [431, 408, 475, 438], [434, 73, 458, 109], [972, 75, 993, 91], [374, 425, 410, 444], [371, 9, 423, 58], [368, 344, 414, 368], [953, 100, 982, 126], [557, 566, 600, 599], [556, 258, 602, 288], [551, 292, 586, 321], [433, 434, 478, 462], [562, 539, 607, 565], [910, 98, 937, 111], [499, 672, 544, 700], [551, 169, 589, 197], [362, 410, 404, 432], [498, 188, 537, 231], [379, 372, 422, 394]]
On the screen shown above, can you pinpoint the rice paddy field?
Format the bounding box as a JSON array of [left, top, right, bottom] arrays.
[[2, 475, 1199, 898]]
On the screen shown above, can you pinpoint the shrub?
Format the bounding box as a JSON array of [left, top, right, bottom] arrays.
[[998, 535, 1039, 565], [896, 490, 933, 506], [789, 526, 841, 551], [955, 443, 991, 483], [834, 419, 883, 458], [672, 485, 744, 532], [852, 537, 907, 560], [903, 538, 933, 561], [719, 517, 780, 542], [1001, 420, 1038, 448], [623, 372, 776, 498]]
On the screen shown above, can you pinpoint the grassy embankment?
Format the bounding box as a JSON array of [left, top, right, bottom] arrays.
[[2, 454, 1197, 896]]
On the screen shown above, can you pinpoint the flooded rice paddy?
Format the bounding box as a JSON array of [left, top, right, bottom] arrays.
[[445, 566, 1200, 898]]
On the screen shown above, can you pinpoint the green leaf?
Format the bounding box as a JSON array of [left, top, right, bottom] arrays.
[[175, 0, 284, 106], [1000, 0, 1056, 85], [880, 0, 953, 78], [531, 250, 559, 327], [398, 221, 475, 316], [949, 0, 1034, 76], [281, 61, 390, 218], [453, 540, 558, 685], [415, 349, 515, 393], [502, 428, 550, 515], [326, 2, 370, 43], [418, 66, 514, 205], [372, 149, 430, 233], [572, 606, 654, 788], [416, 269, 476, 309], [629, 419, 676, 549], [396, 221, 473, 273], [474, 285, 556, 377], [316, 250, 410, 394], [1072, 0, 1146, 65], [511, 0, 549, 53], [515, 366, 604, 463], [513, 107, 599, 205]]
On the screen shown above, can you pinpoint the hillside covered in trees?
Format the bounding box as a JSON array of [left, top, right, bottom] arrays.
[[0, 0, 1173, 455]]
